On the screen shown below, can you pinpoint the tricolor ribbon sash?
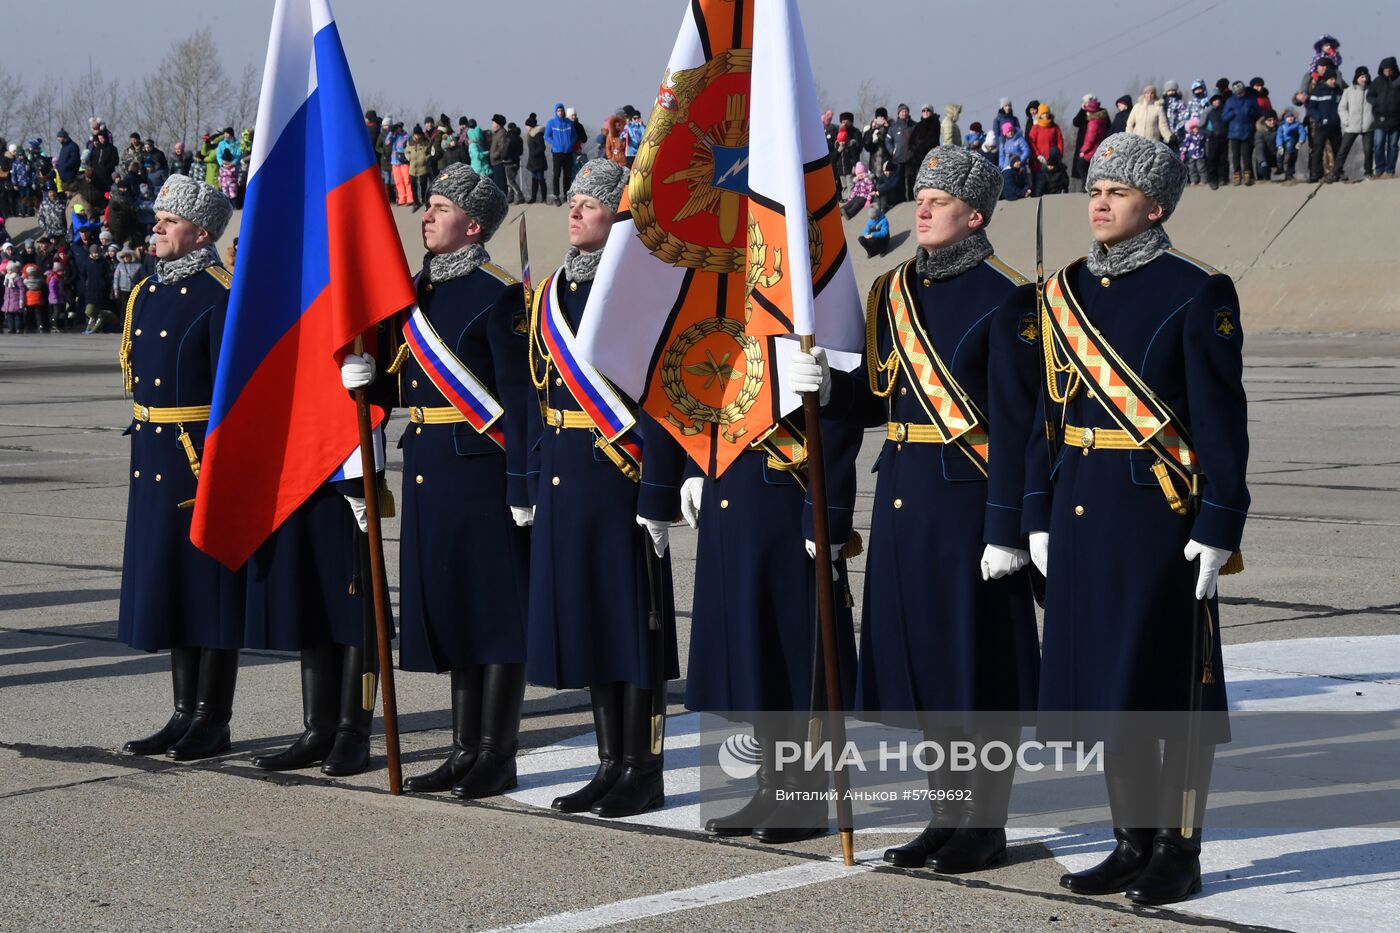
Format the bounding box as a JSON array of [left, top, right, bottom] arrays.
[[402, 305, 505, 450], [1043, 261, 1194, 469], [882, 261, 989, 474]]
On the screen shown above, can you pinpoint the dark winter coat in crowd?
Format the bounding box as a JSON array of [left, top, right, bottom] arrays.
[[908, 115, 940, 166], [506, 125, 524, 163], [169, 150, 195, 177], [93, 141, 120, 188], [885, 115, 914, 164], [1306, 81, 1344, 130], [1110, 97, 1133, 135], [55, 139, 81, 184], [1222, 92, 1262, 140], [440, 140, 468, 167], [106, 188, 140, 247], [1040, 158, 1069, 193], [991, 108, 1019, 142], [489, 126, 510, 166], [1368, 57, 1400, 130], [526, 127, 548, 172]]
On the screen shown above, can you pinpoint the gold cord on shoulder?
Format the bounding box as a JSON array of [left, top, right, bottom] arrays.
[[866, 270, 900, 399], [527, 277, 552, 391], [118, 277, 149, 396]]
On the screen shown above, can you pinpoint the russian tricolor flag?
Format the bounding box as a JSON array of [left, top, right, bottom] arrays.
[[192, 0, 413, 569]]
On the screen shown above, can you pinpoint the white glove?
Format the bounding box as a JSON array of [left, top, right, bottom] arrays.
[[1184, 539, 1232, 600], [1029, 531, 1049, 577], [345, 495, 368, 532], [680, 477, 704, 529], [510, 505, 535, 527], [789, 347, 831, 406], [981, 543, 1029, 581], [637, 515, 669, 557], [341, 352, 376, 390], [804, 539, 844, 561]]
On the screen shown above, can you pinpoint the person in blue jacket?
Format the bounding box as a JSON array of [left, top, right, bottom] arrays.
[[544, 103, 577, 205], [347, 165, 535, 799], [858, 202, 890, 256], [117, 174, 244, 761], [1221, 81, 1262, 184], [526, 159, 685, 819], [53, 128, 81, 189], [1026, 133, 1250, 906], [813, 146, 1042, 874]]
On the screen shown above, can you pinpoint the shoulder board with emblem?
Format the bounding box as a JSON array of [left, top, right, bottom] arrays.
[[1165, 247, 1221, 277], [205, 266, 233, 288], [480, 261, 519, 286], [984, 254, 1030, 286]]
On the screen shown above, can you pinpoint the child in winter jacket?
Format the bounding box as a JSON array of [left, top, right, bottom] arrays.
[[1180, 118, 1207, 184], [22, 261, 47, 332], [46, 262, 67, 331], [842, 163, 875, 218], [858, 204, 890, 257], [1276, 110, 1308, 180], [218, 151, 240, 201], [3, 262, 24, 333]]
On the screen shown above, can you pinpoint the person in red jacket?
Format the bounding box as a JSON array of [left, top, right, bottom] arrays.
[[1028, 103, 1065, 195], [1078, 97, 1112, 172]]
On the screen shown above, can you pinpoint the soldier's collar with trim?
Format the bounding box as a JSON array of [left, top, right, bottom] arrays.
[[564, 245, 602, 283], [914, 229, 993, 282], [155, 246, 219, 285], [1085, 224, 1172, 278], [426, 242, 488, 283]]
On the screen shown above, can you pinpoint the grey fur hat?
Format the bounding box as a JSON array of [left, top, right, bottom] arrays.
[[153, 174, 232, 240], [567, 158, 629, 213], [430, 163, 508, 242], [1085, 132, 1187, 223], [914, 145, 1002, 226]]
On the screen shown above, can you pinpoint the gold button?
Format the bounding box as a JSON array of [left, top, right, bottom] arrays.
[[133, 470, 140, 478], [160, 329, 168, 338], [155, 474, 162, 482], [921, 279, 931, 288], [134, 328, 142, 336], [1081, 447, 1089, 457], [554, 377, 563, 387], [415, 475, 424, 484], [1074, 505, 1085, 516], [896, 443, 903, 451], [134, 424, 142, 431], [899, 386, 907, 396], [720, 499, 730, 509], [1100, 277, 1111, 288], [153, 378, 161, 386], [133, 375, 140, 384], [411, 379, 419, 388], [569, 281, 578, 292], [552, 476, 561, 486], [426, 283, 434, 292], [1086, 388, 1097, 399], [154, 425, 162, 434], [893, 498, 903, 509], [179, 287, 187, 295], [415, 426, 422, 435], [148, 285, 156, 293], [554, 427, 561, 435]]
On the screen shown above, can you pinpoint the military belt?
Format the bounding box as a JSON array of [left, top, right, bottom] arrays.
[[1062, 424, 1138, 451], [886, 421, 946, 444], [408, 406, 468, 425], [543, 406, 596, 430], [132, 403, 212, 424]]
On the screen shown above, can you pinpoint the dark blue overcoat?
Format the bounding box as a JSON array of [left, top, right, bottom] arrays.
[[525, 268, 684, 690], [831, 256, 1042, 717], [1025, 250, 1249, 735], [118, 266, 245, 651], [396, 262, 532, 672]]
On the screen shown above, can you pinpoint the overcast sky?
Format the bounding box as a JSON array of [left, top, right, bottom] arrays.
[[6, 1, 1398, 133]]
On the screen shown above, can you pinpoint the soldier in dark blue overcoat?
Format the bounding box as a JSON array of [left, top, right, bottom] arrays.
[[118, 174, 244, 762], [1025, 133, 1250, 906], [822, 148, 1042, 874], [680, 406, 860, 843], [525, 160, 684, 819], [373, 166, 534, 798]]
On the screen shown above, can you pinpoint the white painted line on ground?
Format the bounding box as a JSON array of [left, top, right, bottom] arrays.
[[482, 850, 878, 933]]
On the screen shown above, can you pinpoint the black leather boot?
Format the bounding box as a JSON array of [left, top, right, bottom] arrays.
[[705, 726, 777, 837], [124, 647, 199, 755], [929, 758, 1013, 874], [167, 649, 239, 760], [753, 720, 828, 844], [322, 646, 374, 776], [1125, 740, 1214, 905], [253, 644, 341, 771], [591, 682, 664, 818], [1061, 741, 1160, 895], [452, 663, 525, 799], [886, 760, 965, 868], [404, 666, 482, 793], [552, 682, 624, 813]]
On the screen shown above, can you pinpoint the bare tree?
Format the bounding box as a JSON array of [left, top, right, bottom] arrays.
[[15, 77, 62, 145], [853, 78, 888, 126], [0, 69, 24, 142], [230, 63, 262, 133], [138, 29, 230, 149]]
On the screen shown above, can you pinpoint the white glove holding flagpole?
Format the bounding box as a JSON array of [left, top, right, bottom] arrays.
[[789, 347, 831, 405], [344, 496, 368, 532], [510, 505, 535, 528], [1184, 539, 1232, 600], [680, 477, 704, 529], [637, 515, 669, 557], [341, 351, 375, 389], [980, 543, 1029, 580], [1029, 531, 1049, 577]]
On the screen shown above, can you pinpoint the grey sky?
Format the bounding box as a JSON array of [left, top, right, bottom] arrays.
[[6, 1, 1397, 135]]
